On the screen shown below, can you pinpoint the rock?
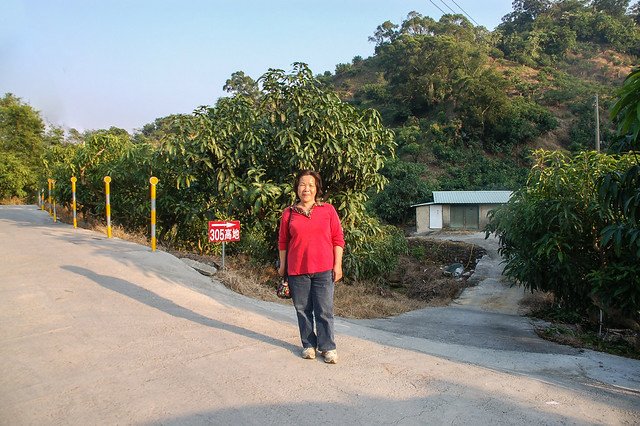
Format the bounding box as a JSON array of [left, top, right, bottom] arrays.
[[443, 263, 464, 278], [180, 258, 217, 276]]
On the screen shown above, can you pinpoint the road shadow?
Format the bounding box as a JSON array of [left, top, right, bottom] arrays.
[[136, 390, 633, 425], [61, 265, 299, 355]]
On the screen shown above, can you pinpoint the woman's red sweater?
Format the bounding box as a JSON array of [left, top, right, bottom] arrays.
[[278, 203, 345, 276]]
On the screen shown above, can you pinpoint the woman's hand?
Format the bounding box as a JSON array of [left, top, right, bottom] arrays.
[[278, 249, 287, 277], [333, 245, 344, 283], [333, 265, 343, 283]]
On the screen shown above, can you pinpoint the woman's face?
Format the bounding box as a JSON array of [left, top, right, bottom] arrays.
[[297, 175, 317, 204]]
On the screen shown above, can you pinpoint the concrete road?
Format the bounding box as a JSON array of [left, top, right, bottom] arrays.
[[1, 206, 639, 425]]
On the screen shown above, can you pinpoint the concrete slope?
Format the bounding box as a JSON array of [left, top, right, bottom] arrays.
[[351, 232, 639, 391]]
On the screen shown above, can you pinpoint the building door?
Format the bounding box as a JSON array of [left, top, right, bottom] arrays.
[[450, 206, 464, 228], [465, 205, 479, 229], [429, 205, 442, 229], [450, 205, 479, 229]]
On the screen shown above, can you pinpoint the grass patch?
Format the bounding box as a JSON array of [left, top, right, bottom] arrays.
[[521, 291, 640, 359], [0, 197, 27, 205], [167, 238, 486, 319]]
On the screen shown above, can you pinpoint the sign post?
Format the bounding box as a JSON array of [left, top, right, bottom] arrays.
[[208, 220, 241, 269]]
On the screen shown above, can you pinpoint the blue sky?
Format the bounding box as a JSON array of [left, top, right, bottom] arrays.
[[1, 0, 514, 133]]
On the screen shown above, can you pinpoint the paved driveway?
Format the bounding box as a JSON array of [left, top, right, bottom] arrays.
[[352, 232, 575, 353]]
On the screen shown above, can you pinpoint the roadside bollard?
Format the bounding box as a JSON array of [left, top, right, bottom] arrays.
[[52, 180, 57, 222], [150, 176, 159, 251], [47, 179, 53, 215], [40, 189, 44, 211], [103, 176, 112, 238], [71, 176, 78, 228]]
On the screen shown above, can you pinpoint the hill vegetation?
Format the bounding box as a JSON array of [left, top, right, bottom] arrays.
[[320, 0, 638, 224]]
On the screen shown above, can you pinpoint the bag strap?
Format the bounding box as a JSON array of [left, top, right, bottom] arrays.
[[285, 206, 293, 278]]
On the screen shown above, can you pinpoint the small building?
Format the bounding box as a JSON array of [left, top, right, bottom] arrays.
[[412, 191, 512, 233]]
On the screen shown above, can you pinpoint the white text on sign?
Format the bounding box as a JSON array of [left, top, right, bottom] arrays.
[[208, 220, 241, 242]]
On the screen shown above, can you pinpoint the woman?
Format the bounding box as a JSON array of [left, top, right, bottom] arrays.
[[278, 170, 344, 364]]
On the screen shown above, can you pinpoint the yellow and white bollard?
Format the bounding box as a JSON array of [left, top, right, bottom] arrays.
[[47, 179, 53, 215], [51, 180, 57, 223], [71, 176, 78, 228], [103, 176, 112, 238], [150, 176, 159, 251], [40, 189, 45, 211]]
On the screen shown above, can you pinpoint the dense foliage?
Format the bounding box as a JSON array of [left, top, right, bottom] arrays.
[[156, 64, 396, 273], [0, 94, 46, 199], [328, 2, 638, 220], [498, 0, 640, 64], [486, 150, 639, 328], [42, 65, 399, 280]]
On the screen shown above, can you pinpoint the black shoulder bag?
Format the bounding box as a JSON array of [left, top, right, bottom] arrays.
[[277, 207, 293, 299]]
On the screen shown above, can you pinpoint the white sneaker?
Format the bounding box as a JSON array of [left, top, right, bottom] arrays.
[[321, 350, 338, 364], [301, 347, 316, 359]]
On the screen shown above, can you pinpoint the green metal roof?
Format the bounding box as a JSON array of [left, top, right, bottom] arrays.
[[434, 191, 512, 204], [412, 191, 512, 207]]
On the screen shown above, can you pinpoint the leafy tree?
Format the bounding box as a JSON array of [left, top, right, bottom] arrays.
[[134, 114, 185, 146], [0, 93, 46, 199], [591, 0, 630, 16], [375, 13, 490, 116], [223, 71, 261, 101], [0, 93, 45, 159], [590, 66, 640, 327], [610, 66, 640, 146], [45, 128, 141, 224], [158, 63, 396, 278], [484, 97, 557, 151], [370, 12, 555, 151], [368, 20, 399, 46], [0, 152, 32, 199], [368, 159, 432, 224], [498, 0, 640, 61], [630, 1, 640, 23], [487, 150, 638, 327], [500, 0, 553, 34]]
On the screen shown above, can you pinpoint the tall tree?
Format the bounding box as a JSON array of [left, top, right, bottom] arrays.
[[0, 93, 45, 164], [159, 64, 396, 277], [0, 93, 46, 199], [630, 1, 640, 23], [223, 71, 261, 101], [591, 0, 630, 16], [610, 66, 640, 146]]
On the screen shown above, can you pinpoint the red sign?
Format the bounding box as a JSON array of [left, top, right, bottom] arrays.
[[208, 220, 241, 242]]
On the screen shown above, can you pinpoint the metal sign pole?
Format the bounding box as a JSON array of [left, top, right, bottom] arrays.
[[222, 241, 225, 270]]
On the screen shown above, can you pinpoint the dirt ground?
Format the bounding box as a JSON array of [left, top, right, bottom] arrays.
[[171, 237, 488, 319]]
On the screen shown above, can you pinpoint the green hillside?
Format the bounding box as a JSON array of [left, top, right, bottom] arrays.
[[319, 1, 640, 225]]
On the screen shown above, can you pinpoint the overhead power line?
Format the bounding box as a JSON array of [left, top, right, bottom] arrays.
[[427, 0, 447, 15], [448, 0, 481, 26], [438, 0, 458, 15]]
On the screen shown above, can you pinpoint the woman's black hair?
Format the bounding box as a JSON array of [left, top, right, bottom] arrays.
[[295, 169, 323, 199]]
